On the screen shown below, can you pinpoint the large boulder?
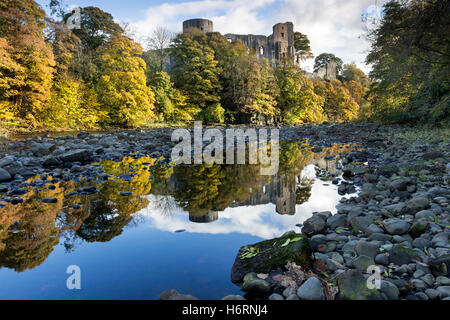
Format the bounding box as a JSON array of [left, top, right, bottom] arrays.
[[59, 149, 93, 163], [383, 218, 410, 235], [0, 168, 11, 182], [31, 143, 56, 157], [296, 277, 324, 300], [388, 244, 421, 265], [231, 233, 312, 283], [0, 158, 21, 177], [302, 215, 326, 235]]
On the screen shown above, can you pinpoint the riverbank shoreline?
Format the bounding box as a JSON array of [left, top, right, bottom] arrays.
[[1, 123, 449, 300]]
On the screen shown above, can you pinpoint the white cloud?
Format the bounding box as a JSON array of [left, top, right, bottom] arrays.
[[130, 0, 276, 44], [137, 164, 347, 239], [129, 0, 389, 73]]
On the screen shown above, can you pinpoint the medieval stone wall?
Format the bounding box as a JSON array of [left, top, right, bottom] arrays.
[[181, 19, 295, 64]]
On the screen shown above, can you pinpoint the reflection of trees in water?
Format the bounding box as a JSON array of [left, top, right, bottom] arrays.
[[0, 156, 155, 271], [0, 142, 355, 272], [148, 195, 178, 217], [0, 175, 64, 272]]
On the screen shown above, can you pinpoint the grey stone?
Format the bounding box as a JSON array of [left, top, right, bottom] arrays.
[[415, 292, 429, 300], [242, 279, 272, 294], [31, 143, 55, 156], [436, 276, 450, 285], [415, 210, 436, 220], [286, 294, 299, 300], [326, 258, 345, 272], [425, 289, 440, 300], [354, 241, 380, 259], [388, 244, 421, 265], [406, 197, 430, 213], [222, 295, 246, 300], [437, 286, 450, 298], [369, 233, 392, 242], [159, 289, 198, 300], [336, 270, 383, 300], [412, 237, 431, 249], [349, 216, 376, 233], [41, 198, 58, 203], [327, 214, 346, 229], [297, 277, 324, 300], [375, 253, 389, 266], [351, 255, 375, 272], [421, 274, 435, 286], [389, 178, 409, 191], [365, 224, 384, 235], [383, 218, 410, 235], [380, 280, 400, 300], [269, 293, 284, 300], [411, 279, 427, 290], [59, 149, 93, 163], [0, 168, 11, 182], [409, 221, 430, 238], [282, 286, 296, 298], [302, 215, 326, 234]]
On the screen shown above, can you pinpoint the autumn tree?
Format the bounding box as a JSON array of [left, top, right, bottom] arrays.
[[0, 0, 55, 127], [313, 79, 359, 122], [276, 63, 324, 124], [97, 34, 156, 127]]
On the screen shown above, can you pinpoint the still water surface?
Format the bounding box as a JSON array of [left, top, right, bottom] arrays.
[[0, 142, 356, 299]]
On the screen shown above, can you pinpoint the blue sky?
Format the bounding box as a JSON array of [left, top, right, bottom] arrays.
[[37, 0, 387, 73]]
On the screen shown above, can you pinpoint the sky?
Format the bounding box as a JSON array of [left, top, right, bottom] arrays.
[[37, 0, 388, 73]]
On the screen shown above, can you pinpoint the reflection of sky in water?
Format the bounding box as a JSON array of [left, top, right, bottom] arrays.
[[142, 164, 344, 239], [0, 160, 353, 299]]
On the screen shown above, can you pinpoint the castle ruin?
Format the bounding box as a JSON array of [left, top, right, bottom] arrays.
[[181, 18, 336, 79], [182, 19, 295, 64]]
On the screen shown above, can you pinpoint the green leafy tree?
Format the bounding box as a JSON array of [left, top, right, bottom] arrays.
[[293, 32, 314, 64], [170, 29, 223, 123], [341, 63, 370, 87], [366, 0, 450, 124], [314, 53, 343, 74], [149, 71, 195, 122]]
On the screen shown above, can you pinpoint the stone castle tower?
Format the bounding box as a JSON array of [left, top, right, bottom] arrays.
[[182, 19, 295, 64], [182, 18, 214, 33], [225, 22, 295, 63]]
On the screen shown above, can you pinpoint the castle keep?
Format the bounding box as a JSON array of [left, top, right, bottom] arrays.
[[181, 18, 336, 79], [182, 19, 295, 64]]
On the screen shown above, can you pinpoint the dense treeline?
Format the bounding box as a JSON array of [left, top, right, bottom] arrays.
[[366, 0, 450, 125], [2, 0, 445, 132], [0, 0, 367, 132]]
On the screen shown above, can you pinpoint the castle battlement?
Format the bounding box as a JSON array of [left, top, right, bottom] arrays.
[[182, 19, 295, 64]]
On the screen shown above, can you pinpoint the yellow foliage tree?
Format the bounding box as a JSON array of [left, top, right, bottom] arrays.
[[97, 35, 156, 127]]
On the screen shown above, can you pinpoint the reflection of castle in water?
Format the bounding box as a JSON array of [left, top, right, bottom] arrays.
[[165, 152, 341, 223], [230, 174, 301, 215], [189, 210, 219, 223]]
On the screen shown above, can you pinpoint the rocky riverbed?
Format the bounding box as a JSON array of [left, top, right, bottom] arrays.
[[1, 123, 450, 300]]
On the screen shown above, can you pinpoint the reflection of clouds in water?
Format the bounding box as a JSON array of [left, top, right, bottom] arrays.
[[139, 170, 344, 239]]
